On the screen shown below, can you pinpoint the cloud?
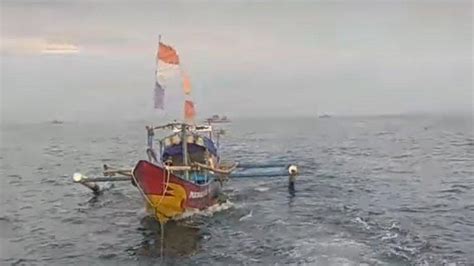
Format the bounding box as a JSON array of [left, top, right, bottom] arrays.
[[41, 43, 80, 55], [1, 38, 80, 55]]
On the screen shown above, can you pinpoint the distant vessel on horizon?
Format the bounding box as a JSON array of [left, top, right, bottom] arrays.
[[51, 119, 64, 124], [318, 114, 331, 119], [206, 115, 230, 123]]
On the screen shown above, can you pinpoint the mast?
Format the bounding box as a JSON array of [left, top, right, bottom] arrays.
[[181, 123, 190, 180], [156, 34, 161, 75], [154, 34, 165, 111]]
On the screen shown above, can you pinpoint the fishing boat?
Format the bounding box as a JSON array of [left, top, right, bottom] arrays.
[[318, 114, 331, 118], [134, 36, 239, 223], [74, 123, 236, 224], [134, 122, 236, 223], [205, 115, 230, 123], [73, 119, 298, 224]]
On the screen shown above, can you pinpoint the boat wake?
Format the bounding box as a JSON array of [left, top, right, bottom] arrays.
[[174, 200, 234, 221]]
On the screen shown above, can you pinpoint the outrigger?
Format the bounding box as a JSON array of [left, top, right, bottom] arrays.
[[72, 121, 298, 224]]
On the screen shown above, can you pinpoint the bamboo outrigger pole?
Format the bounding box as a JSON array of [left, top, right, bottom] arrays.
[[162, 162, 238, 175], [103, 169, 132, 177], [72, 173, 131, 195]]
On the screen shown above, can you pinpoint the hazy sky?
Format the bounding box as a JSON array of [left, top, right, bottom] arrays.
[[1, 0, 472, 123]]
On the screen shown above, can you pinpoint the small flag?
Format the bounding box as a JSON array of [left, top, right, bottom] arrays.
[[157, 42, 180, 65], [182, 71, 191, 95], [184, 100, 196, 121], [154, 82, 164, 109]]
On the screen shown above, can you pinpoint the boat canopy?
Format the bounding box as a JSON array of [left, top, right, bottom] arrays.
[[161, 133, 217, 158], [172, 124, 212, 133]]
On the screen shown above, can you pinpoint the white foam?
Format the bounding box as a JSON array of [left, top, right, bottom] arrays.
[[239, 210, 253, 221], [353, 217, 371, 230], [174, 200, 235, 220], [381, 232, 398, 241], [254, 187, 270, 192]]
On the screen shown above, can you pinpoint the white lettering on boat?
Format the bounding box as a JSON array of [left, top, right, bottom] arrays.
[[189, 190, 208, 199]]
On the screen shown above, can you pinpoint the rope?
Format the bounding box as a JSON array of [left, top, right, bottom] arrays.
[[155, 168, 171, 208], [132, 165, 171, 222]]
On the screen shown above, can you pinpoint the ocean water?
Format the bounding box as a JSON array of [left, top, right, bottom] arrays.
[[1, 115, 473, 265]]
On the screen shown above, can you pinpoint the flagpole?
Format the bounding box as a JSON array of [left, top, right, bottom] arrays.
[[155, 34, 164, 112], [156, 34, 161, 80], [155, 34, 161, 89]]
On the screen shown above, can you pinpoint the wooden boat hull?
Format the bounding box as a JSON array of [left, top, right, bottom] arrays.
[[132, 160, 221, 223]]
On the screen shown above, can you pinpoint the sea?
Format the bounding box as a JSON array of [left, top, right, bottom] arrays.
[[1, 115, 473, 265]]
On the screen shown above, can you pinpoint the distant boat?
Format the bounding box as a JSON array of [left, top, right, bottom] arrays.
[[51, 120, 64, 124], [318, 114, 331, 119], [206, 115, 230, 123]]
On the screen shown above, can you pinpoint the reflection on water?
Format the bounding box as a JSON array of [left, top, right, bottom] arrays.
[[288, 178, 296, 197], [133, 217, 201, 258]]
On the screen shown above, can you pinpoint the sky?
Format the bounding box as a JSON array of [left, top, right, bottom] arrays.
[[0, 0, 472, 123]]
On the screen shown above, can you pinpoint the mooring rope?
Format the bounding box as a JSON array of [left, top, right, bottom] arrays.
[[154, 168, 171, 208]]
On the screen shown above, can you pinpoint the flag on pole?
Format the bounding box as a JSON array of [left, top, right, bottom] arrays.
[[182, 71, 192, 95], [157, 42, 180, 65], [154, 81, 165, 109], [184, 100, 196, 121]]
